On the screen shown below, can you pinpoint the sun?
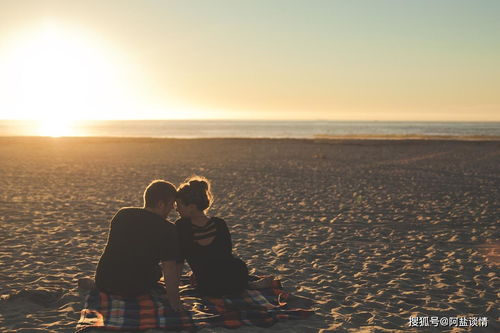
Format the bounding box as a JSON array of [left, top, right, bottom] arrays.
[[38, 119, 75, 137], [0, 21, 145, 135]]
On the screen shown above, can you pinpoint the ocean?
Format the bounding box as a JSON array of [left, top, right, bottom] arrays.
[[1, 120, 499, 138]]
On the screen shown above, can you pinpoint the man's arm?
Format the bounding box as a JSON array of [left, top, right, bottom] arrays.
[[176, 261, 184, 281], [161, 260, 181, 311]]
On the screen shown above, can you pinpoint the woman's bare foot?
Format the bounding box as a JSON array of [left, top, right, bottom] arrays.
[[248, 276, 274, 289], [77, 277, 96, 291]]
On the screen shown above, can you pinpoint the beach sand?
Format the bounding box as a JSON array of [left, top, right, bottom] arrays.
[[0, 137, 498, 332]]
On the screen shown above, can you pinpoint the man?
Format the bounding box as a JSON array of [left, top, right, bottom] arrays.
[[94, 180, 182, 310]]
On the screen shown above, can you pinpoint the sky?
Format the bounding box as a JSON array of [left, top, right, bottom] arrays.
[[0, 0, 499, 121]]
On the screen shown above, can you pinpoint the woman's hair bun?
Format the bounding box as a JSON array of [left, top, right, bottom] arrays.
[[177, 176, 213, 211], [189, 179, 208, 191]]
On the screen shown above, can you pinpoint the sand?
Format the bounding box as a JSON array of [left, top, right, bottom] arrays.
[[0, 137, 498, 332]]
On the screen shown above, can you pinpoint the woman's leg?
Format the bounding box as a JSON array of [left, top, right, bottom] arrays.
[[195, 259, 249, 296]]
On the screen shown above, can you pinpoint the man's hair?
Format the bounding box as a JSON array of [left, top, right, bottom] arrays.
[[143, 180, 177, 208]]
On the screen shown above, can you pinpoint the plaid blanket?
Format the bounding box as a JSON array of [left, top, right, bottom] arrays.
[[76, 277, 313, 332]]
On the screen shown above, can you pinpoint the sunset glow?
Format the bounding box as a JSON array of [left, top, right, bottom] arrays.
[[0, 1, 499, 122], [0, 21, 155, 133]]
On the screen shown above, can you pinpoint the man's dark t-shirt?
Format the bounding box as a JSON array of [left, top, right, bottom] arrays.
[[95, 207, 180, 296]]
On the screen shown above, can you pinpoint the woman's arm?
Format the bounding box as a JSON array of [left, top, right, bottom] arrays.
[[217, 218, 233, 254]]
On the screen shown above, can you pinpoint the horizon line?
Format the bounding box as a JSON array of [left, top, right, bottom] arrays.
[[2, 119, 500, 123]]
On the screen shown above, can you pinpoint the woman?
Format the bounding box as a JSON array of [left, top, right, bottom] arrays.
[[175, 177, 249, 296]]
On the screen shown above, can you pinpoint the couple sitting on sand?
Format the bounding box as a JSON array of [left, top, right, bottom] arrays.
[[90, 177, 272, 311]]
